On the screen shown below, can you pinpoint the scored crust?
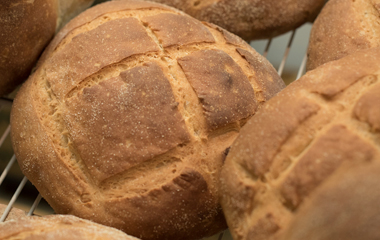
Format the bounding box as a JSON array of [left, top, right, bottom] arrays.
[[281, 161, 380, 240], [220, 47, 380, 240], [10, 1, 284, 239], [0, 215, 139, 240], [307, 0, 380, 70], [147, 0, 325, 40]]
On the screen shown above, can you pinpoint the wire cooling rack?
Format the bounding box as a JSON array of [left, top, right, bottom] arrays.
[[0, 23, 311, 239]]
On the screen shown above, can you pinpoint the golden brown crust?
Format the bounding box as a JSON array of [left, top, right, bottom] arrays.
[[281, 162, 380, 240], [0, 215, 139, 240], [0, 0, 57, 96], [142, 13, 216, 47], [354, 83, 380, 131], [148, 0, 325, 40], [0, 0, 95, 97], [178, 49, 257, 130], [64, 62, 191, 182], [11, 1, 284, 239], [307, 0, 380, 70], [220, 48, 380, 240]]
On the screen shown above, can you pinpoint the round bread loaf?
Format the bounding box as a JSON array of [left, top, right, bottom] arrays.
[[220, 48, 380, 240], [10, 1, 285, 239], [0, 214, 139, 239], [281, 161, 380, 240], [0, 204, 26, 222], [148, 0, 325, 40], [0, 0, 94, 96], [307, 0, 380, 70]]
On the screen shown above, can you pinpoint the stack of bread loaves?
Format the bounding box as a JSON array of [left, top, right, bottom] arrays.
[[10, 0, 285, 239], [0, 0, 94, 96], [147, 0, 325, 41], [220, 48, 380, 240]]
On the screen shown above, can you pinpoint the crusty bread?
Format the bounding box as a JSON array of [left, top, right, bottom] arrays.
[[220, 47, 380, 240], [0, 0, 94, 96], [10, 1, 284, 239], [147, 0, 325, 40], [0, 204, 26, 222], [0, 214, 139, 240], [281, 161, 380, 240], [307, 0, 380, 70]]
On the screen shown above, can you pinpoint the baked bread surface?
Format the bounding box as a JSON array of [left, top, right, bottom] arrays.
[[0, 0, 94, 96], [281, 161, 380, 240], [0, 214, 139, 240], [220, 48, 380, 240], [10, 1, 284, 239], [147, 0, 325, 40], [307, 0, 380, 70]]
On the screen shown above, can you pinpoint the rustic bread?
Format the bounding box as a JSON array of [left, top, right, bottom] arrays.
[[0, 0, 94, 96], [147, 0, 325, 41], [220, 48, 380, 240], [10, 1, 284, 239], [281, 161, 380, 240], [0, 214, 139, 240], [307, 0, 380, 70], [0, 204, 26, 222]]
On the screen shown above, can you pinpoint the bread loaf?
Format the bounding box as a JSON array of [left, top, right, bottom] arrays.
[[281, 162, 380, 240], [220, 48, 380, 240], [0, 0, 94, 96], [307, 0, 380, 70], [148, 0, 325, 40], [0, 215, 139, 239], [0, 204, 26, 222], [10, 1, 284, 239]]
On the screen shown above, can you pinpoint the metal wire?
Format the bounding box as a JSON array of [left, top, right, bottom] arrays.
[[0, 125, 10, 148], [297, 53, 308, 80], [263, 38, 272, 58], [0, 176, 28, 222], [28, 194, 42, 216], [278, 30, 297, 76], [0, 155, 16, 186]]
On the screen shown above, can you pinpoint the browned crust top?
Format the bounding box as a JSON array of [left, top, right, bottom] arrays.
[[282, 161, 380, 240], [0, 0, 57, 96], [307, 0, 380, 70], [149, 0, 325, 40], [220, 48, 380, 240], [11, 1, 284, 239]]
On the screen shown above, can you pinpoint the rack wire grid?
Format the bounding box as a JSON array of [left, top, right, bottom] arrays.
[[0, 23, 311, 239]]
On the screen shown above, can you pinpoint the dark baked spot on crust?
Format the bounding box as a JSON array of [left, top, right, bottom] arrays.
[[142, 13, 215, 48], [281, 124, 376, 210], [178, 49, 257, 131], [353, 83, 380, 131], [106, 168, 226, 240], [64, 62, 190, 182], [45, 17, 160, 99], [237, 48, 285, 100]]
